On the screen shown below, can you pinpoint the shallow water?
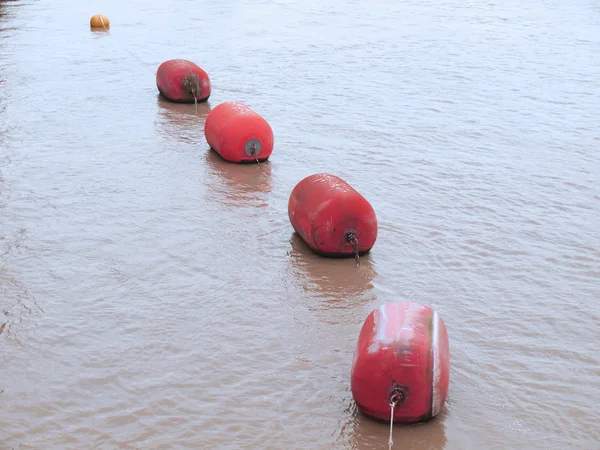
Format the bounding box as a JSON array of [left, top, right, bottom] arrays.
[[1, 0, 599, 448]]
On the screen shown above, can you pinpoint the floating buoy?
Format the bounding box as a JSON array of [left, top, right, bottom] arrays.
[[156, 59, 211, 104], [204, 101, 274, 163], [90, 14, 110, 29], [287, 173, 377, 258], [351, 302, 450, 424]]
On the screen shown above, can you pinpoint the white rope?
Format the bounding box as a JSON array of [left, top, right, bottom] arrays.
[[388, 402, 395, 449]]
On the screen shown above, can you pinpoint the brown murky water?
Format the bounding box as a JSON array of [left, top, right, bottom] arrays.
[[1, 0, 599, 448]]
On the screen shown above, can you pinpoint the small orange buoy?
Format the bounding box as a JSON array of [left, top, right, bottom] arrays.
[[204, 101, 274, 163], [90, 14, 110, 29], [156, 59, 211, 104], [351, 302, 450, 424], [288, 173, 377, 258]]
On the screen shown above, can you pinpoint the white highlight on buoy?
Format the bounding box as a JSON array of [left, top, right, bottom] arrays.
[[431, 310, 442, 416]]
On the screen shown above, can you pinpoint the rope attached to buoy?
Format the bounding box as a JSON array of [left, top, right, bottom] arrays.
[[345, 231, 360, 266], [190, 89, 198, 110], [183, 71, 201, 111], [388, 388, 406, 449], [388, 401, 396, 449]]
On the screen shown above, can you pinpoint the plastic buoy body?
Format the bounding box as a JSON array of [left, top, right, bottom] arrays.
[[156, 59, 211, 104], [351, 302, 450, 424], [90, 14, 110, 29], [204, 101, 274, 163], [288, 173, 377, 257]]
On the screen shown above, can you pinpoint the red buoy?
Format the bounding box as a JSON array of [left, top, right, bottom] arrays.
[[204, 101, 274, 163], [351, 302, 450, 424], [287, 173, 377, 257], [156, 59, 211, 103]]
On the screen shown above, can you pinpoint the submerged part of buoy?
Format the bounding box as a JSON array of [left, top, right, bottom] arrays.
[[204, 101, 274, 163], [156, 59, 211, 104], [288, 173, 377, 258], [351, 301, 450, 424]]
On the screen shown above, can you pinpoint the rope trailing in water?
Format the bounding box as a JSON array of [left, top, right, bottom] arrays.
[[346, 231, 360, 266], [99, 16, 156, 76]]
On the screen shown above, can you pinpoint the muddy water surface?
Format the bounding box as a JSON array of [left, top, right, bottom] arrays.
[[1, 0, 599, 449]]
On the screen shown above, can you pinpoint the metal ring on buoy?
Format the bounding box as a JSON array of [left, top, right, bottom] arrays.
[[244, 139, 263, 157]]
